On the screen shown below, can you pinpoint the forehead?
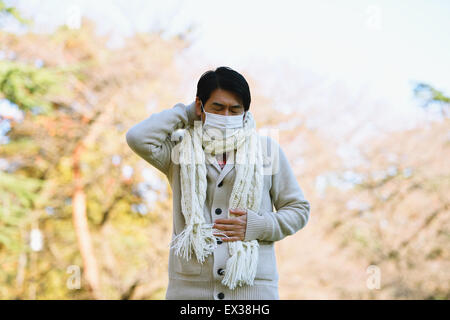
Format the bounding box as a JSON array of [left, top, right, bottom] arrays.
[[207, 88, 243, 106]]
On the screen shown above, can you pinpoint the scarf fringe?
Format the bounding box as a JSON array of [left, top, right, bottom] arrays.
[[221, 240, 259, 290], [170, 223, 219, 263]]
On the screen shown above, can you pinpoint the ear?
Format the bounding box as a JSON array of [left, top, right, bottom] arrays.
[[195, 97, 202, 118]]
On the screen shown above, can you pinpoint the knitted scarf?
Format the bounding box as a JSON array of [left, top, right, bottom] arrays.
[[170, 110, 264, 290]]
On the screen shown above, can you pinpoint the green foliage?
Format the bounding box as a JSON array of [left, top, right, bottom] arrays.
[[0, 60, 68, 113], [0, 0, 31, 25], [414, 82, 450, 107], [0, 137, 39, 156], [0, 171, 43, 251]]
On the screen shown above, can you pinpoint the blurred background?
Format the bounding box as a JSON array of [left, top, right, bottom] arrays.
[[0, 0, 449, 299]]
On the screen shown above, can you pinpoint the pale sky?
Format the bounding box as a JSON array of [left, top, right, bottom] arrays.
[[4, 0, 450, 132], [6, 0, 450, 91]]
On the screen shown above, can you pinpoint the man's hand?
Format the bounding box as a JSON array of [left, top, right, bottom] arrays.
[[213, 208, 247, 242]]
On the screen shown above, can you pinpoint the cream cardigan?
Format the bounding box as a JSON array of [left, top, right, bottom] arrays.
[[125, 101, 311, 300]]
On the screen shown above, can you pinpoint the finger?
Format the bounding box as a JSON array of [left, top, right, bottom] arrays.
[[213, 233, 230, 238], [220, 223, 245, 229], [213, 222, 246, 231], [214, 224, 240, 231], [214, 219, 241, 225], [219, 229, 245, 237], [215, 225, 245, 232], [213, 229, 243, 238], [216, 217, 246, 226], [221, 236, 243, 242], [229, 209, 247, 215], [225, 230, 242, 237]]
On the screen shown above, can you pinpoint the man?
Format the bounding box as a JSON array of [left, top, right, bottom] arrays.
[[126, 66, 311, 300]]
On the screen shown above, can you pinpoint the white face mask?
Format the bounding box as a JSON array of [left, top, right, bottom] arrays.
[[200, 101, 245, 131]]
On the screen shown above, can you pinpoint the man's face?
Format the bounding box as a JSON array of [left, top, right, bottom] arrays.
[[195, 88, 245, 124]]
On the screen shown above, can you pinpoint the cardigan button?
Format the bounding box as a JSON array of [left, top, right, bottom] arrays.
[[217, 268, 225, 276], [217, 292, 225, 300], [215, 208, 222, 215], [218, 181, 223, 187], [216, 238, 223, 245]]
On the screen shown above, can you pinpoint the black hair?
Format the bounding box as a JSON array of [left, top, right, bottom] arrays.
[[196, 66, 251, 111]]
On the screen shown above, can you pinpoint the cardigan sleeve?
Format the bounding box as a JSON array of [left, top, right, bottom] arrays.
[[244, 138, 311, 242], [125, 101, 197, 176]]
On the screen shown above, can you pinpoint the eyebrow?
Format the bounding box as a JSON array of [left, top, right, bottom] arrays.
[[211, 102, 242, 108]]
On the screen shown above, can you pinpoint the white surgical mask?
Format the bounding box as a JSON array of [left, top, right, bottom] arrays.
[[201, 101, 245, 131]]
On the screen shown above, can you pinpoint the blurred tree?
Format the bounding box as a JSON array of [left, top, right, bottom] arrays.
[[0, 0, 31, 25], [414, 82, 450, 118], [0, 60, 67, 113], [0, 6, 191, 299]]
